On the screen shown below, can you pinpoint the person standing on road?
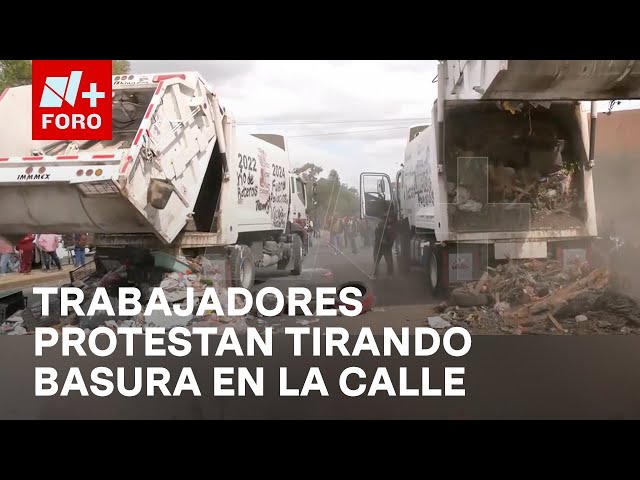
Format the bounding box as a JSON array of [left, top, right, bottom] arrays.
[[348, 217, 359, 254], [17, 234, 35, 274], [0, 236, 15, 275], [34, 234, 50, 270], [329, 217, 340, 253], [37, 234, 62, 271], [373, 214, 397, 278], [73, 233, 88, 267]]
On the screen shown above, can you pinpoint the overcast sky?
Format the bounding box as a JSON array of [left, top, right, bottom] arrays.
[[130, 60, 640, 188], [130, 60, 439, 187]]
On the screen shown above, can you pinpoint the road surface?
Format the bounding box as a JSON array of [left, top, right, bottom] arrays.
[[253, 232, 438, 331]]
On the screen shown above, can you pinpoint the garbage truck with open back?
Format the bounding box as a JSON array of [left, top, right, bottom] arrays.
[[0, 72, 310, 289], [361, 60, 640, 292]]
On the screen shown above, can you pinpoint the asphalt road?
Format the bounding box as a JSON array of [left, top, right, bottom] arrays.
[[256, 233, 435, 307]]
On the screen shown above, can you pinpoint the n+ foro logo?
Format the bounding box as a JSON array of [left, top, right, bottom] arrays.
[[32, 60, 112, 141]]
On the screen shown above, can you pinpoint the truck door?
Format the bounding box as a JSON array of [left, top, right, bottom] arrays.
[[395, 170, 404, 219], [360, 172, 394, 220], [289, 173, 307, 226]]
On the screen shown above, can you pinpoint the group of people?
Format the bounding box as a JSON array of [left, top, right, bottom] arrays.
[[0, 233, 89, 276], [323, 211, 399, 278], [328, 216, 374, 255]]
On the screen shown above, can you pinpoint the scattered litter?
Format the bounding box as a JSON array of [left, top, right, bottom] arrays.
[[428, 316, 452, 329], [445, 258, 640, 335], [7, 325, 27, 336], [144, 310, 193, 328], [371, 307, 386, 312]]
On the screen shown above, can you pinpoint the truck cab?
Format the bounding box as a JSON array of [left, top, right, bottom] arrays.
[[289, 172, 308, 227]]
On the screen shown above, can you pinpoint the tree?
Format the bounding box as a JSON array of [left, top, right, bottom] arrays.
[[0, 60, 32, 90], [0, 60, 130, 90], [112, 60, 131, 75], [295, 162, 323, 182], [294, 164, 360, 229]]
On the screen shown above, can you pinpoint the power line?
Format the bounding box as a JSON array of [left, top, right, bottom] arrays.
[[237, 117, 430, 126], [287, 126, 409, 138]]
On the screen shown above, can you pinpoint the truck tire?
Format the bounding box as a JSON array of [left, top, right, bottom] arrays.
[[397, 234, 411, 274], [230, 245, 255, 289], [276, 258, 289, 270], [291, 234, 303, 275], [427, 246, 445, 296]]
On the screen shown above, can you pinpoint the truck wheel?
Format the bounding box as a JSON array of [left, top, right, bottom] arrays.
[[291, 234, 303, 275], [397, 234, 411, 274], [230, 245, 255, 289], [427, 247, 444, 296], [277, 258, 289, 270]]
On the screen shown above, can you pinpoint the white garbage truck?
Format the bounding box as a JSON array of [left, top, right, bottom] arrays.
[[0, 72, 310, 288], [361, 60, 640, 293]]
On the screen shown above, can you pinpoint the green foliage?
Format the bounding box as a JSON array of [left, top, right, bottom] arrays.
[[297, 163, 359, 224], [0, 60, 32, 90], [0, 60, 131, 90], [295, 162, 323, 181], [112, 60, 131, 75]]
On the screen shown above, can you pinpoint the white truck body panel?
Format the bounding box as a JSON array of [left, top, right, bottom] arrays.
[[446, 60, 640, 101], [0, 72, 297, 247], [220, 131, 292, 237]]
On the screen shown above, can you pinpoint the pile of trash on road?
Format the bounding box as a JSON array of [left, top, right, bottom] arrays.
[[1, 254, 259, 336], [0, 252, 372, 337], [435, 258, 640, 335]]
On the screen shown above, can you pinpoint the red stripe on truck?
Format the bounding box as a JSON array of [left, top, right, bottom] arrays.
[[120, 155, 133, 174], [0, 158, 8, 162], [154, 82, 164, 95], [22, 156, 43, 161], [144, 103, 154, 119], [57, 155, 79, 160], [133, 130, 143, 146], [0, 88, 8, 103], [92, 154, 115, 159]]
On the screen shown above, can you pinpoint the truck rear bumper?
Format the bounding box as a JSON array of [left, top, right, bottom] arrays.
[[439, 228, 594, 243], [441, 238, 593, 286]]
